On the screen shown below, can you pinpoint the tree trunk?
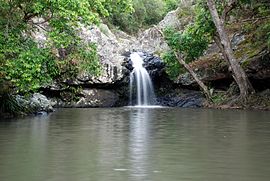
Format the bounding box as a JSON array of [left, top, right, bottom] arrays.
[[207, 0, 254, 100], [174, 52, 212, 102], [213, 35, 229, 63]]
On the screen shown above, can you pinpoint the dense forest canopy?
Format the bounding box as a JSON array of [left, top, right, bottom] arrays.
[[106, 0, 180, 33]]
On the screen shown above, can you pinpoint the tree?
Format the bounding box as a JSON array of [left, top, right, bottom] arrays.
[[206, 0, 254, 100], [106, 0, 178, 34], [163, 28, 213, 101], [175, 52, 212, 101]]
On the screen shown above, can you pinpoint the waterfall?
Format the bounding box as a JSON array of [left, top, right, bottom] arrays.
[[129, 52, 156, 106]]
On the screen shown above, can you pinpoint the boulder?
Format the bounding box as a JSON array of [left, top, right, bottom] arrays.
[[157, 90, 205, 108], [30, 93, 54, 112], [16, 93, 54, 114]]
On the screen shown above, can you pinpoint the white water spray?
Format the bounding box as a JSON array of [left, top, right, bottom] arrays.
[[129, 52, 156, 106]]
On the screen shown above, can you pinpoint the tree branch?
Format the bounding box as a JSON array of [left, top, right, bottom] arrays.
[[174, 51, 213, 102], [32, 5, 54, 25], [23, 12, 39, 22], [221, 0, 237, 22]]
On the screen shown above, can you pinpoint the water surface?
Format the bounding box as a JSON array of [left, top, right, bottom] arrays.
[[1, 108, 270, 181]]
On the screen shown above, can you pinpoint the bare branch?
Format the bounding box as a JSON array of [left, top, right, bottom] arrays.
[[221, 0, 237, 22], [34, 24, 49, 32], [174, 51, 213, 102], [32, 5, 54, 25]]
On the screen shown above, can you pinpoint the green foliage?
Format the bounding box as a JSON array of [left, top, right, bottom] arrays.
[[257, 22, 270, 49], [163, 26, 209, 79], [164, 27, 209, 62], [211, 91, 226, 104], [65, 43, 101, 76], [48, 21, 80, 49], [253, 2, 270, 49], [0, 34, 58, 93], [107, 0, 178, 34], [0, 0, 109, 32], [77, 43, 101, 75], [143, 0, 166, 25], [240, 2, 270, 49], [192, 2, 216, 37], [163, 0, 180, 13], [162, 50, 184, 80], [162, 1, 215, 79], [60, 86, 83, 102], [103, 0, 134, 17], [0, 93, 22, 116]]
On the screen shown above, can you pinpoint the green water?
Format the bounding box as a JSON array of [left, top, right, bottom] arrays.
[[0, 108, 270, 181]]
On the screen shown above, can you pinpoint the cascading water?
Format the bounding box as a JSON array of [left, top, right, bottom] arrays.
[[129, 52, 156, 106]]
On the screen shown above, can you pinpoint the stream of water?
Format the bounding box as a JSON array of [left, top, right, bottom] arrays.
[[129, 52, 156, 106], [1, 108, 270, 181]]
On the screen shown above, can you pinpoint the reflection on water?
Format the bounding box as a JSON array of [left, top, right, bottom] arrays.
[[129, 108, 151, 180], [0, 108, 270, 181]]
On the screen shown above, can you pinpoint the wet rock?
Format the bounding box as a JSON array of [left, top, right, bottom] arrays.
[[36, 111, 48, 116], [157, 91, 205, 108], [72, 64, 128, 87], [123, 51, 166, 82], [76, 24, 133, 86]]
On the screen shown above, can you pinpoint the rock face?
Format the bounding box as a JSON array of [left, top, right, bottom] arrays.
[[16, 93, 54, 114], [246, 50, 270, 90], [52, 89, 119, 108], [177, 57, 231, 88], [156, 88, 205, 108], [131, 8, 181, 54], [77, 24, 133, 85], [157, 92, 205, 108]]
